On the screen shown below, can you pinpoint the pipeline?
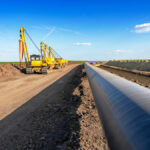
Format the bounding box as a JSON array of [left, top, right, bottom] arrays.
[[85, 63, 150, 150]]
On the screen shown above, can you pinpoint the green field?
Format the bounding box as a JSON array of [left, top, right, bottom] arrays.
[[0, 62, 24, 64]]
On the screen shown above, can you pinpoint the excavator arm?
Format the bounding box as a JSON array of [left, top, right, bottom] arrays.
[[19, 27, 30, 64], [49, 46, 55, 60], [45, 45, 51, 58], [40, 42, 48, 62]]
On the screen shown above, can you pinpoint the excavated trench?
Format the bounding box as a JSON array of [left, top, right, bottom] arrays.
[[0, 64, 109, 150], [99, 65, 150, 88]]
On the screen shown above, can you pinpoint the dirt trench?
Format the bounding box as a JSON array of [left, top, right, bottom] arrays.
[[0, 65, 109, 150], [99, 65, 150, 88]]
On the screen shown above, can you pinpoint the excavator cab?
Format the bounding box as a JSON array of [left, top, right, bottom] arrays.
[[25, 54, 47, 74], [30, 54, 41, 61], [30, 54, 42, 67], [25, 56, 47, 74]]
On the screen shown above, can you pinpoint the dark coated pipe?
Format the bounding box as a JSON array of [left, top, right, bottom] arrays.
[[85, 63, 150, 150]]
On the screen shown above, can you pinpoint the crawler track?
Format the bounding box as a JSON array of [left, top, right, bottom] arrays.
[[99, 65, 150, 88]]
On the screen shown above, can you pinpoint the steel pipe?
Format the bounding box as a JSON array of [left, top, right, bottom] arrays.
[[85, 63, 150, 150]]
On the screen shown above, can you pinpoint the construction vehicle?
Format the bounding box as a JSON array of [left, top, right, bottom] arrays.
[[19, 27, 48, 74], [41, 42, 68, 69], [48, 46, 61, 68], [49, 46, 68, 68], [48, 46, 60, 68], [40, 42, 56, 69]]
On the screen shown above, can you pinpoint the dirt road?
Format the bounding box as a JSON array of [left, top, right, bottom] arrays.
[[0, 64, 79, 120], [0, 64, 109, 150]]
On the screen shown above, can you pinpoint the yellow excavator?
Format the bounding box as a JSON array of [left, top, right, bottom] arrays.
[[49, 47, 68, 68], [19, 27, 48, 74], [48, 46, 61, 68], [40, 42, 56, 69]]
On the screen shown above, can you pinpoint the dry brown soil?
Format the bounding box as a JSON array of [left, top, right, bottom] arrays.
[[106, 61, 150, 71], [0, 64, 109, 150], [0, 64, 23, 77], [99, 65, 150, 88]]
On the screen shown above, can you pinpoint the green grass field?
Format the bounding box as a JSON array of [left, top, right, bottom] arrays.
[[0, 62, 24, 64]]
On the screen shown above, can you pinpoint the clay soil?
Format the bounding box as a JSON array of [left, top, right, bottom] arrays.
[[99, 65, 150, 88], [0, 64, 23, 77], [0, 64, 109, 150]]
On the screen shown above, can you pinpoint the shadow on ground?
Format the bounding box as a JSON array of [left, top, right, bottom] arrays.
[[0, 65, 84, 150]]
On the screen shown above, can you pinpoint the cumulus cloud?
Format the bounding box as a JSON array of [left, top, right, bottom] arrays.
[[134, 23, 150, 33], [73, 42, 92, 46]]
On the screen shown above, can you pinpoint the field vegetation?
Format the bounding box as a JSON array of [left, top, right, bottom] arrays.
[[0, 62, 24, 64]]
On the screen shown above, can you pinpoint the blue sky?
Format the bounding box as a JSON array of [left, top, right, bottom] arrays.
[[1, 0, 150, 61]]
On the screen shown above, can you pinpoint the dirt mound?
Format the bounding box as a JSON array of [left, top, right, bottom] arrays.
[[100, 65, 150, 88], [0, 64, 23, 77], [14, 63, 26, 70], [106, 61, 150, 72]]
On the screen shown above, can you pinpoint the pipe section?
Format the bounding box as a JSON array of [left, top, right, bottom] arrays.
[[85, 63, 150, 150]]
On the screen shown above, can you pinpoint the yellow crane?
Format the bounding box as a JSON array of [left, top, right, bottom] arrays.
[[40, 41, 55, 69], [49, 47, 68, 68], [48, 46, 60, 68], [19, 27, 47, 74]]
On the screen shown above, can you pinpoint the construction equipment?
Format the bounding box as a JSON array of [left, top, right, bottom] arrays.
[[41, 42, 68, 69], [48, 46, 59, 68], [19, 27, 48, 74], [40, 42, 56, 69], [48, 46, 61, 68], [49, 47, 68, 68]]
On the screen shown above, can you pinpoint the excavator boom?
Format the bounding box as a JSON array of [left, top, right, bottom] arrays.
[[19, 27, 30, 64]]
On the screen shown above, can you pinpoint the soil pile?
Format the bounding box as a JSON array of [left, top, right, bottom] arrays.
[[14, 63, 26, 70], [0, 64, 22, 77], [66, 72, 109, 150]]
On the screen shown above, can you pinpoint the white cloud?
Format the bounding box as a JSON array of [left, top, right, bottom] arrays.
[[134, 23, 150, 33], [113, 49, 132, 54], [73, 42, 92, 46]]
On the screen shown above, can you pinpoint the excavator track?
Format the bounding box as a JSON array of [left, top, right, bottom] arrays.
[[26, 67, 32, 74], [42, 67, 47, 74]]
